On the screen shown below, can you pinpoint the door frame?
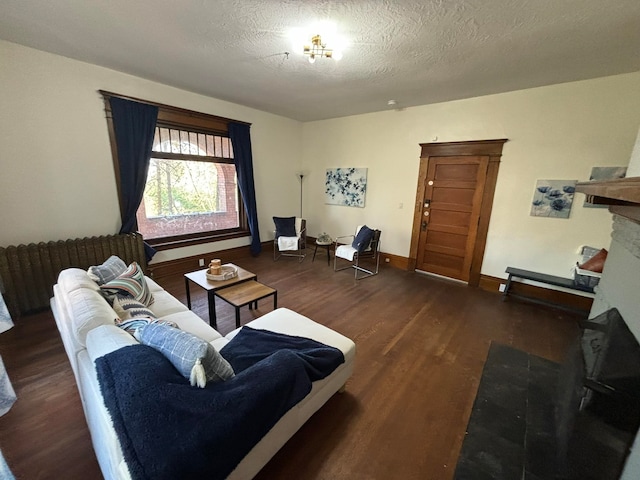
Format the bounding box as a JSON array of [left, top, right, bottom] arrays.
[[409, 139, 508, 287]]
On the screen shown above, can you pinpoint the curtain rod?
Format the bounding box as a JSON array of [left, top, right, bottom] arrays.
[[98, 90, 251, 127]]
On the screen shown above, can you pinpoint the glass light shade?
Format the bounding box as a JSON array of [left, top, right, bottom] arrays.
[[333, 50, 343, 61], [308, 55, 316, 64]]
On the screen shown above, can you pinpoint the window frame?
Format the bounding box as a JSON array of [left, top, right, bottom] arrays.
[[101, 91, 251, 250]]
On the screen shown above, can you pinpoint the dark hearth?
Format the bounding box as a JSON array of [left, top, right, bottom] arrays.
[[456, 310, 640, 480], [454, 343, 559, 479]]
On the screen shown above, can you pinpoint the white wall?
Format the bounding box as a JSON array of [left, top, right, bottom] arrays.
[[302, 72, 640, 279], [2, 39, 640, 278], [0, 40, 303, 263]]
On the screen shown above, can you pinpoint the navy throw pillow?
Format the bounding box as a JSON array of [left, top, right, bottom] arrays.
[[273, 216, 296, 238], [352, 225, 375, 253]]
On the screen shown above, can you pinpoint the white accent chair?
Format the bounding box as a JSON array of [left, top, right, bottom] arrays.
[[273, 217, 306, 262], [334, 225, 381, 280]]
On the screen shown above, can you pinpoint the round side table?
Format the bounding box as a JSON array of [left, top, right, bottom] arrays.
[[313, 240, 333, 265]]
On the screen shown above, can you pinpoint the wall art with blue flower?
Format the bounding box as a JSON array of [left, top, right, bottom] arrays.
[[325, 168, 368, 208], [530, 179, 577, 218]]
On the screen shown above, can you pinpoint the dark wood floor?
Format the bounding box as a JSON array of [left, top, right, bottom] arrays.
[[0, 253, 582, 479]]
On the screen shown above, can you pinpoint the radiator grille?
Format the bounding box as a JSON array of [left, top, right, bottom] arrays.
[[0, 233, 146, 317]]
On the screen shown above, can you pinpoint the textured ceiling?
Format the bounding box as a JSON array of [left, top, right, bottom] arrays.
[[1, 0, 639, 121]]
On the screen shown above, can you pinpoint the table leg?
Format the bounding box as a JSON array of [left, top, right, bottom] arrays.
[[326, 245, 330, 265], [235, 307, 241, 328], [185, 278, 192, 309], [312, 244, 319, 262], [208, 291, 217, 329], [274, 291, 277, 309]]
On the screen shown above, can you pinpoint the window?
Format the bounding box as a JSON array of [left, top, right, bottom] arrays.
[[101, 92, 251, 250], [137, 126, 242, 245]]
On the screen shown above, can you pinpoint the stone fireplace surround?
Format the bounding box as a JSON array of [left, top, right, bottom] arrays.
[[586, 213, 640, 479]]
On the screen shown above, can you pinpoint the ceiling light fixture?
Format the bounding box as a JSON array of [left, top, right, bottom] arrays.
[[303, 34, 342, 63]]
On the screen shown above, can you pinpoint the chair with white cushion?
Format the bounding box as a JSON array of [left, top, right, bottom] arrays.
[[334, 225, 381, 280], [273, 217, 306, 262]]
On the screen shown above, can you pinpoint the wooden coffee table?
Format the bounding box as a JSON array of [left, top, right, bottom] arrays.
[[184, 263, 256, 328], [215, 281, 277, 328]]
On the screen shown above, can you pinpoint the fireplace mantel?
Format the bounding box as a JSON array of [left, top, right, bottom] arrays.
[[576, 177, 640, 223]]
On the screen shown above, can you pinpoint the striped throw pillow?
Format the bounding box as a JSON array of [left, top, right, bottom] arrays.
[[113, 296, 156, 320], [100, 262, 154, 307]]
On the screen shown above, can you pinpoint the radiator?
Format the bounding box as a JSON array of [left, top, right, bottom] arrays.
[[0, 232, 147, 317]]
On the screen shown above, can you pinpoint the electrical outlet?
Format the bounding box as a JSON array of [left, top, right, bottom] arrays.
[[198, 258, 205, 267], [499, 283, 506, 293], [385, 258, 390, 263]]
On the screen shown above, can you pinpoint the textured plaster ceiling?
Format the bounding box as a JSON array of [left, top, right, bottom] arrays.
[[1, 0, 639, 121]]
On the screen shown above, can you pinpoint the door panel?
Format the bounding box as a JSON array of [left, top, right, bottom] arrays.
[[416, 156, 488, 281], [432, 188, 475, 208], [421, 251, 465, 275], [425, 231, 468, 251], [433, 163, 479, 181], [429, 210, 472, 230]]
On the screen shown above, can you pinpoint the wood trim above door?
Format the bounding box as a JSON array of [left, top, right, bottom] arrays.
[[410, 139, 508, 287], [420, 139, 507, 158]]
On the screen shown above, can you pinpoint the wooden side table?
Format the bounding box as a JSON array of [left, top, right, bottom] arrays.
[[313, 240, 333, 265], [184, 264, 256, 328], [215, 281, 277, 328]]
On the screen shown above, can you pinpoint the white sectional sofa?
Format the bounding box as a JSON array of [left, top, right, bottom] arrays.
[[51, 266, 356, 480]]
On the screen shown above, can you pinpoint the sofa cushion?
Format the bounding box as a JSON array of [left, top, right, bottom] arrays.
[[58, 268, 101, 294], [136, 322, 234, 387], [67, 288, 120, 347], [144, 276, 166, 294], [100, 262, 154, 307], [148, 290, 188, 318], [228, 308, 357, 365], [88, 256, 128, 285], [86, 324, 139, 363]]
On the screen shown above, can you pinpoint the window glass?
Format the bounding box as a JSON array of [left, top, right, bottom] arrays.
[[136, 127, 241, 242]]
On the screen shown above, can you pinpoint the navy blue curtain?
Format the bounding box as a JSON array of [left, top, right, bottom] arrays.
[[229, 122, 261, 256], [110, 97, 159, 260]]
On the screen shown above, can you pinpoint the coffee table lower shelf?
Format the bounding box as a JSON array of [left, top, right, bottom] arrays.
[[215, 281, 278, 328]]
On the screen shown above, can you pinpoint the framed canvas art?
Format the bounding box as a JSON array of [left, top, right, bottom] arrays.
[[325, 168, 367, 207], [530, 180, 577, 218]]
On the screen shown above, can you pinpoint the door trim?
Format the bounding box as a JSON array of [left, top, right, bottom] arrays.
[[409, 139, 508, 287]]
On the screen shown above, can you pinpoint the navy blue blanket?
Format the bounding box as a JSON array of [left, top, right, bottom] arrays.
[[96, 326, 344, 480]]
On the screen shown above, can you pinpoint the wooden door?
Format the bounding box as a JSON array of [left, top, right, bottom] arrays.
[[415, 156, 488, 281], [410, 140, 507, 286]]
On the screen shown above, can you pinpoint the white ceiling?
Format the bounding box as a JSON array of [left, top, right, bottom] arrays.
[[2, 0, 639, 122]]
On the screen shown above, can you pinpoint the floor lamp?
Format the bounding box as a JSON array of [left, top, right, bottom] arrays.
[[298, 173, 304, 218]]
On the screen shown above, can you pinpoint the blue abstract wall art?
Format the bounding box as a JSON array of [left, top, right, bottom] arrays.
[[325, 168, 368, 208], [530, 179, 577, 218]]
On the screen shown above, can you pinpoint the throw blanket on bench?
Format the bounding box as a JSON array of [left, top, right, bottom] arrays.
[[96, 326, 345, 480]]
